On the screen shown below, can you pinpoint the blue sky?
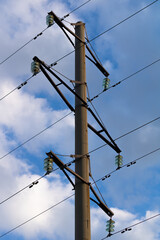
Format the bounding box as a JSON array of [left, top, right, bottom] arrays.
[[0, 0, 160, 239]]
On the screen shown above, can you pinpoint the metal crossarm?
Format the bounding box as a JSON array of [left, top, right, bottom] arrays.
[[46, 151, 114, 218], [48, 11, 109, 77], [90, 185, 114, 217], [33, 56, 121, 153], [46, 151, 90, 185]]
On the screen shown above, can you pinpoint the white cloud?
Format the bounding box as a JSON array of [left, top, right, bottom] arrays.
[[0, 0, 160, 239]]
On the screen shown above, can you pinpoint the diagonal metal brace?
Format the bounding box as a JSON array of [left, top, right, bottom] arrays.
[[34, 56, 121, 153], [49, 11, 109, 77], [46, 151, 90, 186], [90, 185, 114, 217], [46, 151, 114, 217]]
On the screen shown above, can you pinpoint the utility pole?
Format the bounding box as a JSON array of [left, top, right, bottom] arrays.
[[32, 12, 121, 239], [75, 22, 91, 240]]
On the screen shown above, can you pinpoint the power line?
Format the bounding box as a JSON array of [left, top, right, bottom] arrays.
[[95, 145, 160, 184], [1, 55, 160, 102], [1, 0, 156, 68], [0, 111, 73, 160], [0, 113, 159, 206], [88, 114, 160, 156], [1, 144, 160, 238], [3, 127, 160, 207], [85, 28, 102, 65], [90, 0, 159, 43], [0, 28, 48, 66], [0, 62, 74, 102], [101, 212, 160, 239], [67, 0, 92, 15], [2, 117, 160, 207], [87, 84, 109, 133], [49, 0, 159, 66], [0, 174, 46, 205], [0, 194, 74, 239], [114, 115, 160, 141], [0, 157, 77, 206], [0, 108, 159, 164], [1, 1, 158, 102], [90, 57, 160, 102], [0, 0, 92, 67], [0, 75, 34, 101]]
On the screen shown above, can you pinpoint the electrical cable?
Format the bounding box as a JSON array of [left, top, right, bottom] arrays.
[[67, 0, 92, 15], [49, 67, 74, 82], [0, 109, 159, 164], [1, 143, 160, 238], [0, 174, 46, 205], [1, 55, 160, 103], [0, 158, 76, 206], [101, 212, 160, 239], [87, 114, 160, 156], [90, 57, 160, 102], [85, 28, 102, 65], [0, 28, 48, 66], [90, 174, 107, 205], [0, 194, 75, 238], [90, 0, 159, 43], [0, 62, 74, 102], [2, 130, 159, 207], [0, 111, 73, 160], [95, 145, 160, 184], [0, 0, 92, 67], [0, 75, 34, 101], [114, 115, 160, 141], [0, 114, 159, 205], [49, 0, 159, 66], [87, 84, 108, 131], [1, 1, 159, 102]]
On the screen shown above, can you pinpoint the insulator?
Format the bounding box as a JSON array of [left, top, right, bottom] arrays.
[[44, 157, 53, 173], [103, 77, 110, 90], [115, 154, 123, 169], [106, 219, 115, 233], [31, 61, 40, 75], [46, 13, 54, 27]]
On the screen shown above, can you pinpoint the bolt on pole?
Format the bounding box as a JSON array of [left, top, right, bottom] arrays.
[[75, 22, 91, 240]]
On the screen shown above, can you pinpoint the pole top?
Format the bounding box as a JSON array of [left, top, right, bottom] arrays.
[[71, 21, 85, 26]]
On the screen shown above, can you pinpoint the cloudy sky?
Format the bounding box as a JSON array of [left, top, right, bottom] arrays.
[[0, 0, 160, 239]]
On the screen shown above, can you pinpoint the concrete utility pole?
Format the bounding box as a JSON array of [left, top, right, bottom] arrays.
[[75, 22, 91, 240]]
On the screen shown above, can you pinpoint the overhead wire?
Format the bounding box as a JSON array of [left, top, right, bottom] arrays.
[[0, 158, 75, 206], [95, 145, 160, 184], [0, 107, 159, 163], [90, 0, 159, 43], [0, 0, 159, 102], [90, 57, 160, 102], [87, 83, 109, 135], [0, 27, 48, 66], [0, 1, 159, 237], [67, 0, 92, 15], [49, 0, 159, 66], [85, 27, 102, 65], [0, 61, 75, 102], [0, 111, 73, 160], [101, 212, 160, 239], [87, 114, 160, 155], [1, 144, 160, 238], [0, 194, 75, 239], [1, 115, 160, 207], [1, 55, 160, 102], [90, 174, 107, 205], [0, 0, 92, 67], [0, 75, 34, 101], [0, 174, 46, 205]]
